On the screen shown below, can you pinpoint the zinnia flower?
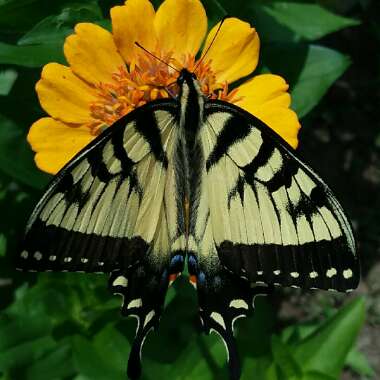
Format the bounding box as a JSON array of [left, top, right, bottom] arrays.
[[28, 0, 301, 174]]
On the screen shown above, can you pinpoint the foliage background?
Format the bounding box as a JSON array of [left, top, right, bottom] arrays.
[[0, 0, 378, 379]]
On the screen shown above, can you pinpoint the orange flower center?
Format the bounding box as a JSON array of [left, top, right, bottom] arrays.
[[88, 52, 240, 135]]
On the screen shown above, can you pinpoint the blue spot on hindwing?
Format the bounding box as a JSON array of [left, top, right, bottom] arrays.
[[169, 254, 184, 272], [198, 271, 206, 284], [188, 254, 198, 274]]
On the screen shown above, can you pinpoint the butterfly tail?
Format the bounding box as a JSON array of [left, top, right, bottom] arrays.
[[193, 258, 272, 380], [108, 266, 167, 380], [127, 321, 154, 379], [200, 308, 242, 380]]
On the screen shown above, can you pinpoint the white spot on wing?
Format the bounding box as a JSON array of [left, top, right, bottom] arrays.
[[128, 298, 142, 309], [309, 271, 318, 278], [113, 275, 128, 287], [343, 269, 353, 279], [229, 299, 249, 310], [326, 268, 337, 278], [290, 272, 299, 278], [21, 250, 28, 259], [34, 251, 42, 260], [144, 310, 155, 328], [210, 312, 226, 330]]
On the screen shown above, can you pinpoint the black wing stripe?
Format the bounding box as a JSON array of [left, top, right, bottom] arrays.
[[111, 124, 134, 175], [206, 113, 251, 170], [135, 111, 168, 167]]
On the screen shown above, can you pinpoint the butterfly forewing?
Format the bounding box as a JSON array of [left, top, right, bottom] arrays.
[[197, 101, 358, 293]]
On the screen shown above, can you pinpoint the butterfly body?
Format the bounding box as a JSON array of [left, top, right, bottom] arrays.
[[19, 68, 359, 380]]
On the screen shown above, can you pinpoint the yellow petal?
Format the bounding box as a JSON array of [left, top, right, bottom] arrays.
[[236, 74, 291, 109], [36, 63, 98, 124], [155, 0, 207, 61], [64, 23, 125, 85], [204, 18, 260, 83], [235, 74, 300, 148], [28, 118, 94, 174], [251, 107, 300, 149], [111, 0, 157, 63]]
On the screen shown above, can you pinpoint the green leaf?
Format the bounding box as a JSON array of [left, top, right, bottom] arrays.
[[237, 296, 276, 357], [25, 343, 76, 380], [0, 314, 53, 352], [261, 44, 351, 118], [271, 335, 303, 379], [243, 355, 278, 380], [72, 335, 125, 380], [302, 370, 336, 380], [293, 298, 366, 378], [0, 69, 17, 96], [18, 2, 104, 46], [257, 2, 360, 41], [93, 325, 130, 371], [0, 233, 6, 257], [0, 113, 50, 189], [0, 41, 64, 67], [345, 347, 375, 377], [0, 335, 56, 371], [203, 0, 359, 43], [0, 0, 62, 32]]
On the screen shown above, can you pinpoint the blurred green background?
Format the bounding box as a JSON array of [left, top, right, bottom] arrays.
[[0, 0, 379, 379]]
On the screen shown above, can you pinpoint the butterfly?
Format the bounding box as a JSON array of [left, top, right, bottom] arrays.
[[17, 66, 359, 380]]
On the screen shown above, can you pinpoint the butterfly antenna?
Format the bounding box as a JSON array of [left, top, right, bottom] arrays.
[[193, 15, 230, 73], [134, 42, 180, 73]]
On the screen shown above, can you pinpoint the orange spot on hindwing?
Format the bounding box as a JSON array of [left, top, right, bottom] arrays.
[[189, 275, 197, 289]]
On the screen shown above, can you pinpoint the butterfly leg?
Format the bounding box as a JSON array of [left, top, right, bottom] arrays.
[[188, 253, 271, 380], [109, 252, 185, 379]]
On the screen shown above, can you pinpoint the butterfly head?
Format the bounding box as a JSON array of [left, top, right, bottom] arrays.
[[177, 69, 197, 85], [177, 69, 203, 103]]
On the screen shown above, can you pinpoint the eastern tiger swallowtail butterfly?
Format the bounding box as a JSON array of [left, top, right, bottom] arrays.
[[18, 67, 359, 380]]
